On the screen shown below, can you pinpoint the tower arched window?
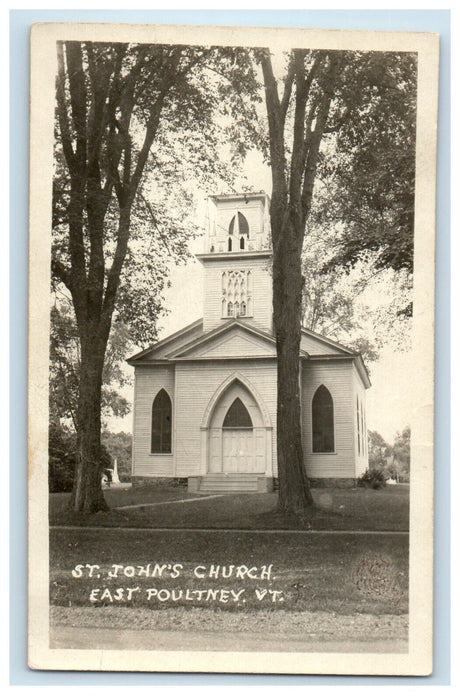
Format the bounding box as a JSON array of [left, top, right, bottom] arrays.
[[312, 385, 334, 453], [228, 237, 232, 251], [227, 301, 233, 316], [240, 236, 245, 250], [241, 301, 247, 316], [229, 212, 249, 236], [151, 389, 172, 453]]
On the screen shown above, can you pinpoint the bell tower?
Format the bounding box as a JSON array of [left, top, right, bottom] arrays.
[[196, 192, 273, 334]]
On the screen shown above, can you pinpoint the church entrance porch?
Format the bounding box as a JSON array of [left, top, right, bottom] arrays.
[[189, 374, 273, 493]]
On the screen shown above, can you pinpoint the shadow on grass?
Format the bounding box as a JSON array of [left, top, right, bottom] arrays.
[[49, 484, 409, 532]]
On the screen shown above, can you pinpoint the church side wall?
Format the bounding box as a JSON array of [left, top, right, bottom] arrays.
[[132, 365, 175, 477], [301, 360, 356, 478], [174, 360, 277, 477]]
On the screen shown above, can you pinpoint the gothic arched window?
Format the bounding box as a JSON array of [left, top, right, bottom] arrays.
[[240, 236, 245, 250], [240, 301, 247, 316], [312, 385, 334, 453], [223, 398, 253, 428], [227, 301, 233, 316], [229, 212, 249, 236], [151, 389, 172, 453]]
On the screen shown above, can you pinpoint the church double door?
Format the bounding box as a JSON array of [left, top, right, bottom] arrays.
[[222, 428, 254, 473]]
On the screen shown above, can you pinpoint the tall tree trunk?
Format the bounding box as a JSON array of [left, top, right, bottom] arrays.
[[273, 216, 313, 513], [70, 339, 108, 513]]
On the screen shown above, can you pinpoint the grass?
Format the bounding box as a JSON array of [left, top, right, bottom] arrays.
[[50, 528, 408, 616], [49, 483, 409, 531], [49, 485, 409, 645]]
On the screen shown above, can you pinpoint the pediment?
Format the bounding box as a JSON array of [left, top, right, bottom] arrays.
[[300, 328, 354, 356], [172, 325, 277, 359]]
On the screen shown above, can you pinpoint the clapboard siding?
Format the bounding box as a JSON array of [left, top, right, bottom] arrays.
[[352, 364, 369, 476], [132, 366, 175, 477], [301, 360, 355, 477], [174, 360, 277, 477], [202, 257, 272, 333]]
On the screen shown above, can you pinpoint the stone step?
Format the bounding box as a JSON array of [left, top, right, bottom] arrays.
[[188, 475, 274, 494]]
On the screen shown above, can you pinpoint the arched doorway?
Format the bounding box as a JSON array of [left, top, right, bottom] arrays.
[[204, 378, 271, 475], [222, 397, 254, 472]]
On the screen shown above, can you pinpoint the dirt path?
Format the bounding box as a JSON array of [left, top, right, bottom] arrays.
[[50, 606, 408, 654], [50, 625, 407, 654]]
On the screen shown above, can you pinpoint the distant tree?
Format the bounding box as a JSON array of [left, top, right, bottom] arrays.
[[101, 431, 132, 482], [50, 303, 131, 430], [388, 427, 410, 482], [49, 422, 76, 493], [367, 430, 392, 472], [301, 235, 412, 364]]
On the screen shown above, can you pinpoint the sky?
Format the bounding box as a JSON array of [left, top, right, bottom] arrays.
[[110, 146, 414, 444]]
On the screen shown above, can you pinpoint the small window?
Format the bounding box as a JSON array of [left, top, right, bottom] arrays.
[[151, 389, 172, 453], [312, 385, 334, 453], [240, 236, 245, 250], [228, 237, 232, 251], [223, 397, 252, 428], [234, 301, 240, 317], [227, 301, 233, 316], [241, 301, 247, 316]]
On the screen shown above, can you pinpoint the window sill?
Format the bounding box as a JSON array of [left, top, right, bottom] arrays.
[[311, 452, 337, 455], [149, 452, 173, 456], [221, 315, 253, 320]]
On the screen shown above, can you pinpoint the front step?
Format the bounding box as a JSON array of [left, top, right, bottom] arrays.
[[188, 474, 274, 494]]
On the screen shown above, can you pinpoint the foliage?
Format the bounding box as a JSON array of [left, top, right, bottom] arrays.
[[52, 40, 259, 512], [50, 302, 132, 428], [368, 430, 392, 472], [313, 51, 417, 281], [102, 431, 132, 482], [357, 468, 387, 490], [49, 423, 76, 493], [301, 234, 413, 363], [364, 427, 410, 484], [387, 427, 410, 483]]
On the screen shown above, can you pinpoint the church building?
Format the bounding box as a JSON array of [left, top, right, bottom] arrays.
[[128, 192, 370, 492]]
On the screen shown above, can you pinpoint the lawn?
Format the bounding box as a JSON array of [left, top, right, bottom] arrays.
[[50, 528, 408, 616], [49, 483, 409, 531], [49, 485, 409, 650]]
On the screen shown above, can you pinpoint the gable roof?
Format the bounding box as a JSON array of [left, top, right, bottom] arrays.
[[127, 318, 370, 387], [170, 320, 295, 360], [300, 326, 355, 356], [126, 318, 203, 364]]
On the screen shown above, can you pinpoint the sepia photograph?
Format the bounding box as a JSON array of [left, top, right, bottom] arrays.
[[27, 21, 439, 675]]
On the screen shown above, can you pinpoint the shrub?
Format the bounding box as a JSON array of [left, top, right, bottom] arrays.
[[357, 468, 387, 490], [49, 423, 76, 493]]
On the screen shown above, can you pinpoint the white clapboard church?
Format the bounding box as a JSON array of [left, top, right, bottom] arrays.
[[128, 192, 370, 492]]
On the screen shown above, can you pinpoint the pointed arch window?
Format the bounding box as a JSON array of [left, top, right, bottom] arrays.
[[151, 389, 172, 453], [223, 397, 253, 428], [229, 212, 249, 237], [312, 385, 334, 453], [240, 236, 245, 250]]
